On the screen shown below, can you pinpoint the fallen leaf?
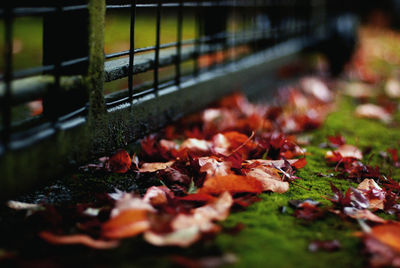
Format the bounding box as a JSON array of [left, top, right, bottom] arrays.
[[139, 161, 175, 172], [343, 82, 376, 98], [102, 210, 150, 239], [145, 192, 233, 247], [357, 179, 385, 210], [244, 164, 289, 193], [361, 222, 400, 267], [198, 175, 263, 195], [300, 77, 333, 102], [109, 192, 155, 218], [355, 103, 392, 123], [325, 144, 363, 162], [308, 240, 341, 252], [39, 231, 119, 249], [144, 226, 201, 248], [245, 159, 298, 168], [385, 78, 400, 98], [143, 186, 174, 206], [197, 157, 232, 179], [344, 207, 386, 223], [108, 150, 132, 173]]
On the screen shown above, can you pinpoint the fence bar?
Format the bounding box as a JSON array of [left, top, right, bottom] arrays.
[[193, 0, 202, 76], [175, 0, 183, 87], [2, 7, 13, 147], [128, 0, 136, 104], [154, 0, 162, 95]]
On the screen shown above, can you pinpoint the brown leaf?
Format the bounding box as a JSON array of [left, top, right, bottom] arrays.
[[143, 186, 174, 206], [39, 231, 119, 249], [244, 164, 289, 193], [357, 179, 385, 210], [198, 157, 232, 179], [139, 161, 175, 173]]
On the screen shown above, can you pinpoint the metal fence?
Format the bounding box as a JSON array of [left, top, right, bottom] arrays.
[[0, 0, 328, 198]]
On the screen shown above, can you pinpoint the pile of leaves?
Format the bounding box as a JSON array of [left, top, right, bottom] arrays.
[[6, 77, 336, 250]]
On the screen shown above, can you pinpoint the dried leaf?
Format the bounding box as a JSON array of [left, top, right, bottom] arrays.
[[108, 150, 132, 173], [39, 231, 119, 249], [102, 210, 150, 239], [244, 164, 289, 193], [300, 77, 333, 102], [145, 192, 233, 247], [357, 179, 385, 210], [109, 192, 155, 218], [355, 103, 392, 123], [198, 175, 263, 195], [139, 161, 175, 173], [344, 207, 386, 223], [308, 240, 341, 252], [325, 144, 363, 162], [197, 157, 232, 179], [385, 78, 400, 98]]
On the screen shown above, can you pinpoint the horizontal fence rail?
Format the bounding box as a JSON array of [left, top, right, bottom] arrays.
[[0, 0, 354, 198]]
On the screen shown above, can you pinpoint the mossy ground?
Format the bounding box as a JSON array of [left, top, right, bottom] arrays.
[[1, 92, 399, 268]]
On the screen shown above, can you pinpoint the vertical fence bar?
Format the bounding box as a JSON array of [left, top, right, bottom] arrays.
[[52, 4, 62, 123], [2, 6, 13, 148], [128, 0, 136, 104], [175, 0, 183, 87], [252, 0, 257, 51], [194, 0, 202, 76], [231, 0, 236, 64], [87, 0, 106, 118], [154, 0, 162, 95]]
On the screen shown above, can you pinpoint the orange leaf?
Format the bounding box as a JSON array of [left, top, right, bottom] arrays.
[[102, 210, 150, 239], [39, 231, 119, 249], [371, 223, 400, 253], [108, 150, 132, 173], [198, 175, 263, 195]]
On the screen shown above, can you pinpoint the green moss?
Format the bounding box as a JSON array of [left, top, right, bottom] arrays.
[[209, 96, 400, 268]]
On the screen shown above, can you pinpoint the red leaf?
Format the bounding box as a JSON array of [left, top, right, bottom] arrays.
[[328, 135, 346, 146], [108, 150, 132, 173], [292, 158, 307, 169]]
